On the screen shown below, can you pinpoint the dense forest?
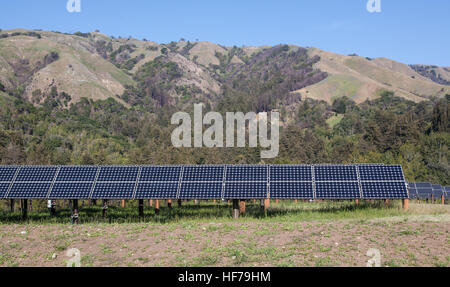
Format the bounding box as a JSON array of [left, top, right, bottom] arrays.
[[0, 88, 448, 185]]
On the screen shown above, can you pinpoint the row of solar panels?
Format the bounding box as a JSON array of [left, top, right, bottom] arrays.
[[0, 165, 408, 200], [408, 182, 450, 199]]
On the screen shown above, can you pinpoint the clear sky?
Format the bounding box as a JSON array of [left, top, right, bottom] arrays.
[[1, 0, 449, 66]]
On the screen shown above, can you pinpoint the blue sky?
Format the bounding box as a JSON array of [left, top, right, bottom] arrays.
[[1, 0, 449, 66]]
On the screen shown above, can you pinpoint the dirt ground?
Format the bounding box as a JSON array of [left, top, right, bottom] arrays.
[[1, 214, 449, 267]]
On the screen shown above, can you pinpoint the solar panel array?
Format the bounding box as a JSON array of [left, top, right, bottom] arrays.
[[409, 182, 448, 200], [0, 165, 409, 200]]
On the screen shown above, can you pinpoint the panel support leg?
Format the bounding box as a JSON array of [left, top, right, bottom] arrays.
[[178, 199, 182, 207], [22, 199, 28, 220], [264, 199, 270, 210], [149, 199, 153, 207], [442, 195, 445, 205], [239, 200, 246, 214], [167, 199, 172, 209], [10, 199, 14, 212], [155, 200, 160, 215], [402, 199, 409, 211], [355, 199, 359, 206], [385, 199, 390, 206], [72, 199, 79, 224], [232, 199, 240, 219], [139, 199, 144, 218], [102, 200, 108, 218], [121, 199, 125, 208]]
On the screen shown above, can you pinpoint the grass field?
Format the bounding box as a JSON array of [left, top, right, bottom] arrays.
[[0, 200, 449, 267]]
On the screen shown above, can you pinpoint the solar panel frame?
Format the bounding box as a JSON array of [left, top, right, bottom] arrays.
[[0, 166, 20, 182], [224, 182, 267, 199], [269, 182, 313, 199], [135, 182, 179, 199], [316, 182, 361, 199], [139, 165, 182, 182], [181, 165, 225, 182], [361, 182, 408, 199], [179, 182, 223, 199], [7, 182, 52, 199], [15, 166, 58, 182], [314, 165, 358, 181], [358, 165, 405, 181], [225, 165, 267, 182], [49, 182, 94, 199], [96, 166, 140, 182], [56, 166, 99, 182], [269, 165, 312, 182], [91, 182, 136, 199]]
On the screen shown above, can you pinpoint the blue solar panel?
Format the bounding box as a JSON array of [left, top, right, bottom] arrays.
[[358, 165, 404, 181], [361, 182, 408, 199], [97, 166, 139, 182], [0, 166, 19, 182], [56, 166, 98, 182], [270, 165, 312, 181], [409, 189, 418, 199], [270, 182, 313, 199], [415, 182, 432, 188], [135, 182, 178, 199], [49, 182, 93, 199], [417, 189, 432, 199], [315, 165, 357, 181], [432, 189, 444, 197], [91, 182, 135, 199], [179, 182, 223, 199], [224, 182, 267, 199], [0, 183, 10, 198], [432, 184, 442, 190], [226, 166, 267, 181], [445, 186, 450, 192], [8, 182, 51, 198], [139, 166, 181, 182], [316, 182, 360, 199], [15, 166, 57, 182], [182, 166, 224, 182]]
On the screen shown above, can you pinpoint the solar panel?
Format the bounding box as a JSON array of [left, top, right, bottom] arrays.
[[315, 165, 357, 181], [358, 165, 404, 181], [316, 182, 360, 199], [7, 182, 52, 198], [270, 165, 312, 181], [224, 182, 267, 199], [417, 189, 432, 199], [226, 166, 267, 181], [91, 182, 135, 199], [0, 166, 19, 182], [0, 183, 10, 198], [361, 182, 408, 199], [49, 182, 93, 199], [182, 166, 224, 182], [415, 182, 432, 188], [445, 186, 450, 192], [15, 166, 58, 182], [409, 188, 418, 199], [56, 166, 98, 182], [179, 182, 223, 199], [97, 166, 139, 182], [270, 182, 313, 199], [135, 182, 178, 199], [139, 166, 181, 182]]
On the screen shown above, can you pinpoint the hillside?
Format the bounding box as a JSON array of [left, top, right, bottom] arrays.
[[292, 48, 450, 104], [1, 29, 448, 111]]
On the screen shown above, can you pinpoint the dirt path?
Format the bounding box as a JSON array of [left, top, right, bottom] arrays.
[[1, 217, 449, 267]]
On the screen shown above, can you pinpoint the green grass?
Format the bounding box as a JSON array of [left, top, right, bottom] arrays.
[[0, 200, 446, 225]]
